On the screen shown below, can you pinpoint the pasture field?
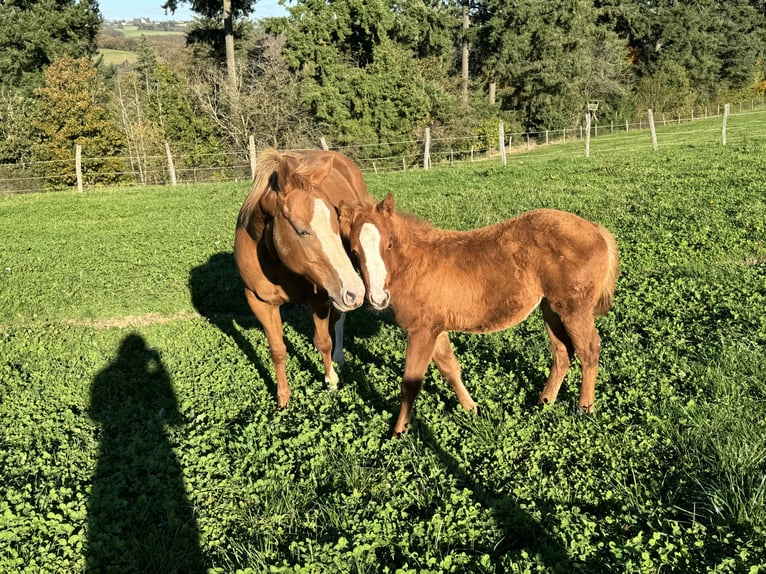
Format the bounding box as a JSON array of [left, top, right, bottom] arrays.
[[98, 48, 138, 66], [1, 130, 765, 572]]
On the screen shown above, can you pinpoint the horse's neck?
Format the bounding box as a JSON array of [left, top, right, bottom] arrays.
[[389, 213, 449, 276]]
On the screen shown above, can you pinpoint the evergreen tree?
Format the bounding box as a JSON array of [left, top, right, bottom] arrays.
[[277, 0, 460, 156], [472, 0, 628, 131], [0, 0, 101, 93]]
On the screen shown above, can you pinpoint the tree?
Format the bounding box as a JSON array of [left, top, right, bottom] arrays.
[[276, 0, 460, 158], [471, 0, 628, 130], [597, 0, 766, 102], [0, 0, 101, 93], [32, 56, 125, 187], [113, 39, 224, 184], [161, 0, 258, 85], [189, 32, 317, 152]]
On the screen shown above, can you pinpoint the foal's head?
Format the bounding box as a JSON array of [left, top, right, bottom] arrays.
[[339, 193, 397, 311], [272, 154, 365, 312]]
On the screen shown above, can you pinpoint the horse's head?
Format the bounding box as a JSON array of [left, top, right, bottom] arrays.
[[339, 193, 396, 311], [272, 154, 365, 312]]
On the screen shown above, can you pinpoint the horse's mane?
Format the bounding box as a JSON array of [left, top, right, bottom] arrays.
[[391, 208, 463, 247], [238, 149, 320, 229]]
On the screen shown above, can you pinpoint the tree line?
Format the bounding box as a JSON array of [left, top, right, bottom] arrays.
[[1, 0, 765, 188]]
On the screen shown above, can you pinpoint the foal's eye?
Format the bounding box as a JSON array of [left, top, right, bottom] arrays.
[[297, 229, 311, 237]]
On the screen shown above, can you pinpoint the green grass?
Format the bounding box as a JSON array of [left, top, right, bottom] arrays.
[[98, 48, 138, 66], [118, 25, 186, 38], [1, 128, 765, 572]]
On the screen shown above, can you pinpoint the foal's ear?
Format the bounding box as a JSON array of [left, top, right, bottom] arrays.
[[378, 193, 395, 215], [338, 201, 354, 237]]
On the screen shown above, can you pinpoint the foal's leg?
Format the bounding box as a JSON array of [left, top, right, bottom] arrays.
[[245, 288, 290, 407], [561, 313, 602, 413], [393, 331, 438, 436], [538, 300, 574, 407], [432, 332, 476, 413], [308, 299, 340, 391]]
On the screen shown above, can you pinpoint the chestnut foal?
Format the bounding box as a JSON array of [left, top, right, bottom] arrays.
[[340, 194, 618, 435]]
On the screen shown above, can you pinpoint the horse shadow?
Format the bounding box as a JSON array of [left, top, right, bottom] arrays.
[[342, 317, 590, 571], [86, 333, 204, 573], [188, 252, 386, 401]]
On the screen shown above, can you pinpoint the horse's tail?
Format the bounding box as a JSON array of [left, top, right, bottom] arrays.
[[237, 148, 282, 229], [595, 225, 619, 316]]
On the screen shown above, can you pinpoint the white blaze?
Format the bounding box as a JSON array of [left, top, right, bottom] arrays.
[[359, 222, 388, 304], [312, 199, 364, 299]]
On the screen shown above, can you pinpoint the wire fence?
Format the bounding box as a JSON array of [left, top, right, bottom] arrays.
[[2, 99, 765, 194]]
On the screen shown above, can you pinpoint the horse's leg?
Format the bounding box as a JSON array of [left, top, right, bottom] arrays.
[[245, 288, 290, 407], [432, 332, 476, 413], [393, 331, 438, 436], [308, 299, 340, 391], [560, 312, 601, 413], [539, 300, 575, 407]]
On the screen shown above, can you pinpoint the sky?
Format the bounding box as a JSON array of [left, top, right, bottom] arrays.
[[98, 0, 289, 21]]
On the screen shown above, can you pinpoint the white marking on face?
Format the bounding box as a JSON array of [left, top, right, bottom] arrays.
[[359, 222, 388, 305], [312, 199, 365, 301]]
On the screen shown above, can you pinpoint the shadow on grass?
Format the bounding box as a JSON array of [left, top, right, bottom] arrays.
[[86, 334, 204, 574], [189, 251, 383, 402], [342, 318, 584, 572]]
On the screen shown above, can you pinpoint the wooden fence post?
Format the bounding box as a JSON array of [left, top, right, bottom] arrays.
[[320, 137, 329, 151], [165, 142, 177, 186], [647, 109, 658, 151], [75, 144, 83, 192], [584, 111, 591, 158], [722, 103, 730, 146], [248, 135, 256, 181], [499, 122, 507, 166], [423, 128, 431, 169]]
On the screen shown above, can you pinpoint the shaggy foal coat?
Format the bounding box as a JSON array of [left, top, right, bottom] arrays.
[[340, 194, 619, 435]]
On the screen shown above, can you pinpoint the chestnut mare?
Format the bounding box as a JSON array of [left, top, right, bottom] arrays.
[[235, 149, 372, 408], [340, 194, 619, 435]]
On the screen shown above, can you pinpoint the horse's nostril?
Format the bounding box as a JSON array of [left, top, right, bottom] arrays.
[[344, 291, 358, 307]]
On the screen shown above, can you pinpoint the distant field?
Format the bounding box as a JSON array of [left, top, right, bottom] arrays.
[[98, 48, 137, 66], [119, 25, 186, 38]]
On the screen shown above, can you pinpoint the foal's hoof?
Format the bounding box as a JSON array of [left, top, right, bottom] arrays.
[[577, 404, 594, 415], [392, 424, 410, 438]]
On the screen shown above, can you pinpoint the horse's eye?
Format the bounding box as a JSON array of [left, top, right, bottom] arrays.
[[297, 229, 311, 237]]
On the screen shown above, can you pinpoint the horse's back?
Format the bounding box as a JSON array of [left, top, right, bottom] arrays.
[[516, 209, 617, 315]]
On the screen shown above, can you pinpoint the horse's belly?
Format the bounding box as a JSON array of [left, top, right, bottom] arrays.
[[459, 296, 541, 334]]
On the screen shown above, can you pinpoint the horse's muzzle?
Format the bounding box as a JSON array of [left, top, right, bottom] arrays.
[[342, 289, 363, 309]]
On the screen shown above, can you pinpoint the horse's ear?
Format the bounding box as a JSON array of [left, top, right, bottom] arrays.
[[379, 193, 395, 215], [310, 156, 335, 185], [276, 155, 301, 194]]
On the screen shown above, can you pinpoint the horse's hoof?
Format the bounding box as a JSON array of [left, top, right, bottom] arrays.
[[577, 404, 594, 415], [325, 368, 339, 391]]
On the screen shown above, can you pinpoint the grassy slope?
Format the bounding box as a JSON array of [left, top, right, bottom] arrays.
[[1, 126, 765, 572]]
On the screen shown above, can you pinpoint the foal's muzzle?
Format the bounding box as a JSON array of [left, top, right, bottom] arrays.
[[369, 289, 391, 310]]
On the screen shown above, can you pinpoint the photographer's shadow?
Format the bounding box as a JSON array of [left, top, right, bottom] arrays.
[[86, 334, 203, 573]]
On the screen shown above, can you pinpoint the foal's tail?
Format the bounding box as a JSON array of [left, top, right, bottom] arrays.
[[595, 226, 619, 316]]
